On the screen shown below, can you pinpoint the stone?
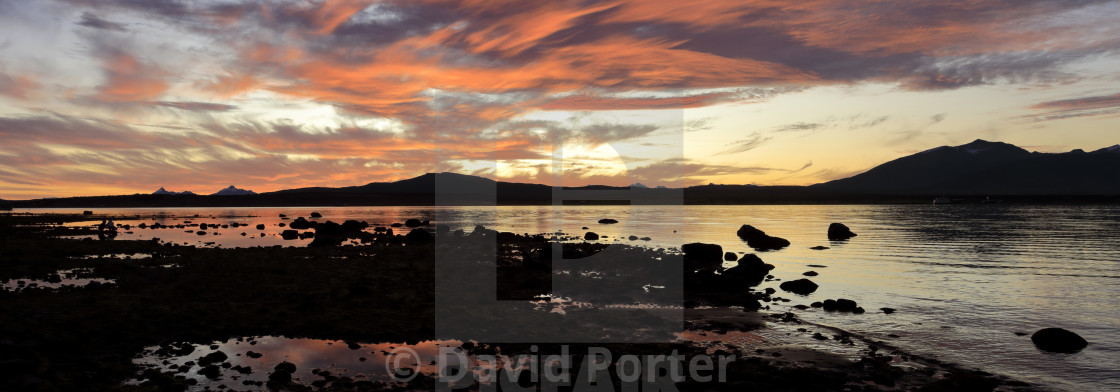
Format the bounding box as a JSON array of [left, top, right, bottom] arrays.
[[1031, 328, 1088, 353], [256, 224, 265, 230], [310, 212, 322, 218], [828, 223, 857, 240], [803, 271, 818, 276], [405, 228, 432, 242], [405, 218, 423, 228], [724, 252, 737, 261], [779, 279, 819, 295], [598, 218, 619, 224], [681, 243, 723, 271], [280, 230, 300, 240], [584, 232, 599, 241], [880, 307, 896, 314], [736, 225, 791, 251]]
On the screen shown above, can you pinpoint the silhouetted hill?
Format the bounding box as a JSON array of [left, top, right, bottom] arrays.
[[814, 139, 1120, 195], [9, 141, 1120, 208]]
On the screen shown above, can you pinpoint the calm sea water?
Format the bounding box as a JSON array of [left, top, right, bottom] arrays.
[[23, 205, 1120, 391]]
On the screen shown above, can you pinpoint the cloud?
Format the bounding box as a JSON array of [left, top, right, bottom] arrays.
[[77, 12, 128, 31], [1022, 91, 1120, 122], [720, 132, 772, 155], [153, 101, 237, 112], [0, 72, 37, 99]]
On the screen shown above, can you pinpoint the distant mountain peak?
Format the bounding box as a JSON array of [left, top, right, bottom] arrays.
[[153, 187, 195, 196], [956, 139, 1024, 154], [212, 185, 256, 196], [630, 182, 650, 189]]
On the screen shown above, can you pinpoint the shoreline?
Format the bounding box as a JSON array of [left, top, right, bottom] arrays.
[[0, 213, 1044, 391]]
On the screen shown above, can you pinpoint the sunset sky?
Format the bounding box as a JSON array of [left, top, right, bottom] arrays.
[[1, 0, 1119, 199]]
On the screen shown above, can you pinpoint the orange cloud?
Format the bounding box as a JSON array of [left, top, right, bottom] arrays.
[[96, 51, 168, 103]]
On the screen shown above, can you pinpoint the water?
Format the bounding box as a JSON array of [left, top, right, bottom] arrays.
[[22, 205, 1120, 391]]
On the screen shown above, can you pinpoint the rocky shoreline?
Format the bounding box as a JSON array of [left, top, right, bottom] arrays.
[[0, 213, 1042, 391]]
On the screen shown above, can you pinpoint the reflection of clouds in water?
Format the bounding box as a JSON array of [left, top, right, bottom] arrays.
[[134, 337, 462, 389]]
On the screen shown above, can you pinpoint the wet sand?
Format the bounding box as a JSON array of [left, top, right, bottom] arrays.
[[0, 213, 1038, 391]]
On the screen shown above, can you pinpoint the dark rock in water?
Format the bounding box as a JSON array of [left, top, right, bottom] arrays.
[[810, 301, 824, 308], [278, 223, 286, 227], [278, 214, 287, 218], [812, 332, 829, 340], [584, 232, 599, 241], [341, 220, 369, 235], [1031, 328, 1088, 353], [682, 243, 723, 271], [1014, 332, 1028, 336], [299, 231, 315, 239], [809, 246, 829, 250], [256, 224, 265, 230], [405, 218, 423, 228], [835, 299, 858, 312], [390, 223, 403, 228], [246, 351, 263, 359], [598, 218, 619, 224], [822, 299, 837, 310], [289, 217, 313, 230], [853, 307, 865, 314], [779, 279, 819, 295], [274, 361, 297, 374], [310, 212, 322, 218], [828, 223, 857, 240], [628, 235, 638, 240], [199, 223, 208, 230], [83, 211, 93, 215], [196, 231, 207, 236], [198, 351, 228, 366], [764, 287, 776, 294], [280, 230, 300, 240], [405, 228, 432, 242], [347, 342, 362, 350], [803, 271, 818, 276], [724, 252, 737, 261], [880, 307, 896, 314], [736, 225, 790, 251], [722, 254, 774, 285], [198, 365, 221, 379], [793, 304, 809, 310]]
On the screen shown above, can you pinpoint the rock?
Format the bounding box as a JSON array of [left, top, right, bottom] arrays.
[[810, 301, 824, 308], [827, 223, 857, 240], [341, 220, 369, 235], [198, 365, 221, 379], [598, 218, 619, 224], [779, 279, 819, 295], [256, 224, 265, 230], [278, 223, 286, 227], [809, 246, 829, 250], [681, 243, 723, 271], [584, 232, 599, 241], [278, 214, 287, 218], [880, 307, 896, 314], [721, 254, 774, 284], [1031, 328, 1088, 353], [83, 210, 93, 215], [803, 271, 818, 276], [246, 351, 263, 359], [404, 228, 432, 242], [280, 230, 300, 240], [289, 217, 314, 230], [835, 298, 858, 312], [196, 231, 207, 236], [310, 212, 322, 218], [628, 235, 639, 241], [724, 252, 737, 261], [404, 218, 423, 228], [274, 361, 297, 374], [736, 225, 791, 251], [390, 223, 403, 228], [198, 351, 228, 366]]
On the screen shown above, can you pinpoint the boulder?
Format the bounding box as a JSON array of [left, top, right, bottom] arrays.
[[256, 224, 265, 230], [803, 271, 818, 276], [280, 230, 300, 240], [598, 218, 619, 224], [681, 243, 723, 271], [274, 361, 297, 374], [779, 279, 819, 295], [721, 254, 774, 285], [1031, 328, 1088, 353], [584, 232, 599, 241], [310, 212, 322, 218], [827, 223, 857, 240], [405, 218, 423, 227], [724, 252, 737, 262], [405, 228, 432, 242], [289, 217, 313, 230], [736, 225, 790, 251]]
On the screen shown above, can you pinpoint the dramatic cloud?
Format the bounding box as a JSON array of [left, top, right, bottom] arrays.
[[0, 0, 1118, 197]]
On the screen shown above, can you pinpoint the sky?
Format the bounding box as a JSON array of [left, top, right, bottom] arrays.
[[1, 0, 1119, 199]]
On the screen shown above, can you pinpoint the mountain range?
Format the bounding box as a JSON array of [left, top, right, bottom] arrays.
[[9, 140, 1120, 207]]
